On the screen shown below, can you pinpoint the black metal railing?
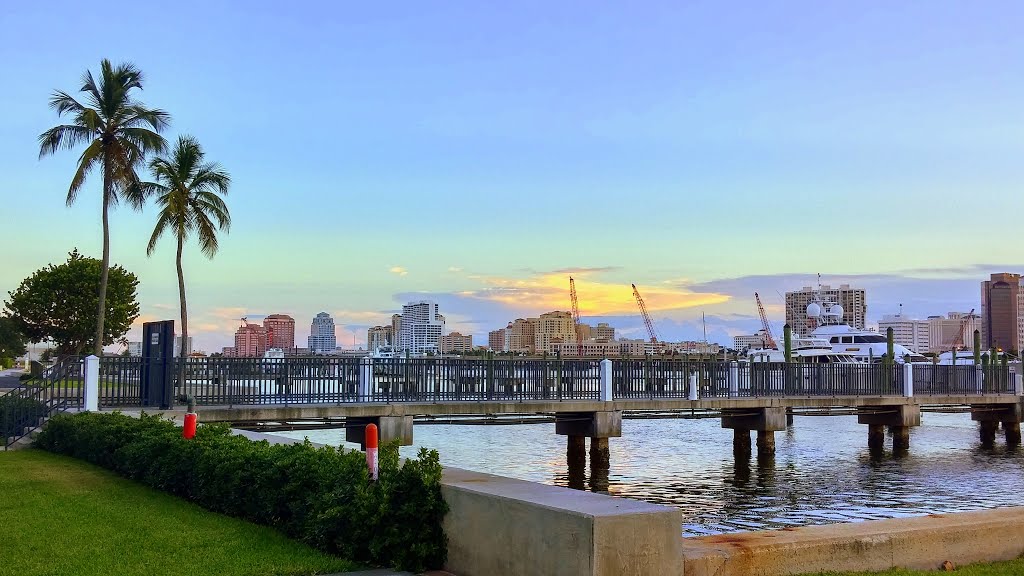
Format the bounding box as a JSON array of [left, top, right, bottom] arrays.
[[98, 355, 142, 406], [2, 356, 83, 449], [369, 356, 602, 402], [912, 364, 1013, 395], [173, 356, 362, 405]]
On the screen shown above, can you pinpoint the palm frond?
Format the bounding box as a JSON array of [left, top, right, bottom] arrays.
[[66, 140, 102, 205], [147, 210, 174, 256], [38, 125, 95, 159]]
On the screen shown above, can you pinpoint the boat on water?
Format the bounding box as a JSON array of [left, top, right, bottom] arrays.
[[805, 300, 928, 363], [744, 335, 860, 363]]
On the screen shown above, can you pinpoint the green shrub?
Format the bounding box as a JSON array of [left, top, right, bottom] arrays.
[[0, 396, 48, 438], [35, 412, 448, 572]]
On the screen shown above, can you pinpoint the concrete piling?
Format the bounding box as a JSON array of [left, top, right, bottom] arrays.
[[979, 421, 997, 447], [891, 425, 910, 453], [733, 429, 752, 458], [567, 435, 586, 490], [589, 437, 610, 493], [756, 430, 775, 455], [1005, 421, 1022, 447], [868, 424, 885, 452]]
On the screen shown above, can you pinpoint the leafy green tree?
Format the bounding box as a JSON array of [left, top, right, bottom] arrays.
[[4, 250, 140, 354], [39, 59, 169, 356], [0, 317, 28, 363], [145, 135, 231, 359]]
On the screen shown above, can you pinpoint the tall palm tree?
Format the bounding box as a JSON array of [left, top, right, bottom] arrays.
[[39, 59, 169, 356], [145, 135, 231, 360]]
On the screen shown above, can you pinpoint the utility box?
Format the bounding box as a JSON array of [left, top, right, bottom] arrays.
[[141, 320, 175, 409]]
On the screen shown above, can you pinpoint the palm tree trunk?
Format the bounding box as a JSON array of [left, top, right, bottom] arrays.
[[176, 233, 188, 359], [94, 163, 111, 357]]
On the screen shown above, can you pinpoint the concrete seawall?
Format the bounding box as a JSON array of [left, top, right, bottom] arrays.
[[682, 507, 1024, 575]]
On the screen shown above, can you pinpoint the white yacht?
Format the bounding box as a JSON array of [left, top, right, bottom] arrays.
[[370, 345, 398, 359], [806, 301, 928, 363], [745, 335, 860, 364]]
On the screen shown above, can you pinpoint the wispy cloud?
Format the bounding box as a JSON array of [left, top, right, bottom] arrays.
[[389, 266, 408, 277], [447, 266, 463, 273]]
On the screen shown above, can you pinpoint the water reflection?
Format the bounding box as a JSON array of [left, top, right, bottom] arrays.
[[279, 413, 1024, 536]]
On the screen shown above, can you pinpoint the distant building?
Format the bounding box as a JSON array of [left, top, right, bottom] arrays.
[[734, 330, 771, 350], [173, 335, 193, 357], [785, 284, 867, 336], [127, 341, 143, 357], [440, 332, 473, 353], [234, 323, 267, 357], [367, 325, 394, 351], [487, 328, 506, 352], [221, 346, 236, 357], [981, 273, 1024, 352], [927, 312, 982, 353], [307, 312, 337, 353], [591, 323, 615, 341], [877, 314, 929, 354], [505, 318, 537, 353], [263, 314, 296, 351], [534, 311, 576, 354], [398, 301, 444, 354]]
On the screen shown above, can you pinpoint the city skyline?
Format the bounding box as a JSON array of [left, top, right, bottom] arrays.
[[4, 3, 1024, 354]]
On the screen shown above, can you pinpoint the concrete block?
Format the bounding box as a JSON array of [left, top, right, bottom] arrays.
[[721, 407, 786, 431], [682, 507, 1024, 576], [857, 404, 920, 427], [555, 411, 622, 438], [971, 401, 1024, 423], [442, 467, 682, 576]]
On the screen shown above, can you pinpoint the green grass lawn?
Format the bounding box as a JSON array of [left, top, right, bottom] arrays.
[[823, 558, 1024, 575], [0, 450, 359, 576]]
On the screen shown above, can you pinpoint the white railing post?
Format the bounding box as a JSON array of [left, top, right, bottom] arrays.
[[84, 355, 99, 411], [688, 371, 699, 401], [975, 364, 984, 394], [1015, 372, 1023, 396], [903, 362, 914, 397], [600, 358, 613, 401], [359, 357, 373, 401], [729, 362, 739, 398]]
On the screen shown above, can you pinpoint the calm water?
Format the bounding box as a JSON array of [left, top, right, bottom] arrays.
[[278, 413, 1024, 536]]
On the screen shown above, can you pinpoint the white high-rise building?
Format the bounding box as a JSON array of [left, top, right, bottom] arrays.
[[785, 284, 867, 336], [734, 330, 771, 351], [877, 314, 929, 354], [173, 335, 193, 357], [307, 312, 337, 353], [398, 301, 445, 354], [928, 312, 982, 353]]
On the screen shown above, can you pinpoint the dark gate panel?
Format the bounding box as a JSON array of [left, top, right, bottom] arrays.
[[141, 320, 175, 409]]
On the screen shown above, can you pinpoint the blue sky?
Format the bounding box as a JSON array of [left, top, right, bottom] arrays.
[[2, 1, 1023, 352]]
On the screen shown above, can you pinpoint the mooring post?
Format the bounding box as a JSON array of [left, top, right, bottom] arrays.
[[600, 358, 613, 402], [83, 355, 99, 412]]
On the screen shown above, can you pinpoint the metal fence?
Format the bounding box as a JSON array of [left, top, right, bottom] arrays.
[[2, 356, 83, 449], [88, 355, 1017, 407], [370, 357, 602, 402], [912, 364, 1013, 395]]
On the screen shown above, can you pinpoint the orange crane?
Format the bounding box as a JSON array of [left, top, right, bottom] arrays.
[[569, 277, 583, 356], [949, 308, 976, 350], [631, 284, 658, 343], [754, 293, 778, 349]]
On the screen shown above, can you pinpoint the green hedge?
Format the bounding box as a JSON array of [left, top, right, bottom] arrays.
[[35, 412, 448, 572], [0, 396, 48, 438]]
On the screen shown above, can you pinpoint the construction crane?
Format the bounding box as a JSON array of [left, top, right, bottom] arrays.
[[754, 292, 778, 349], [949, 308, 976, 350], [631, 284, 658, 343], [569, 277, 583, 357]]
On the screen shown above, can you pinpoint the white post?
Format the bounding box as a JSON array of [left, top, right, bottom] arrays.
[[83, 355, 99, 411], [729, 361, 739, 398], [903, 362, 914, 397], [600, 358, 613, 402], [359, 357, 373, 401], [975, 364, 984, 394], [1015, 372, 1023, 396], [688, 372, 699, 401]]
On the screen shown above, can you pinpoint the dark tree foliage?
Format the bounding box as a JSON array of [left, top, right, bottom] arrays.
[[0, 316, 28, 360], [5, 250, 140, 354]]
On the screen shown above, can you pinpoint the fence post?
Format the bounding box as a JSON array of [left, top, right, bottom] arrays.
[[688, 370, 699, 401], [903, 362, 913, 397], [600, 358, 613, 401], [975, 364, 984, 394], [84, 355, 99, 411], [358, 357, 372, 401], [1015, 372, 1023, 397], [729, 361, 739, 397]]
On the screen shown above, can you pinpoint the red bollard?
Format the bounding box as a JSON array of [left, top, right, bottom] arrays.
[[183, 412, 198, 439], [365, 423, 378, 481]]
